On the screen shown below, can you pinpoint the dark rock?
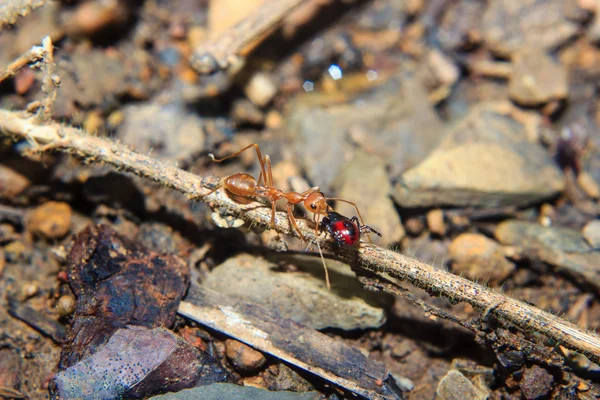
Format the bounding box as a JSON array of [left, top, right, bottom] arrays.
[[520, 365, 554, 400], [53, 326, 232, 400], [49, 225, 222, 399]]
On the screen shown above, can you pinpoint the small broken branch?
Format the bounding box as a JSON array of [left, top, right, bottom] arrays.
[[1, 108, 600, 365], [0, 43, 44, 84], [190, 0, 304, 74]]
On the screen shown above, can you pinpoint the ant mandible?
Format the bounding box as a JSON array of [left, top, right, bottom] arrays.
[[199, 143, 368, 244]]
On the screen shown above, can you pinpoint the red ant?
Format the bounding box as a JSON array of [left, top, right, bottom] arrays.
[[199, 143, 368, 244], [322, 211, 381, 247]]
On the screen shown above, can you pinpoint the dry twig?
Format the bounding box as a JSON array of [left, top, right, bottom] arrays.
[[1, 108, 600, 365], [36, 36, 58, 121], [190, 0, 304, 74], [0, 43, 44, 84]]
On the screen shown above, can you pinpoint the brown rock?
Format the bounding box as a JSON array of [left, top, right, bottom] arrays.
[[225, 339, 267, 372], [449, 233, 515, 284], [56, 295, 76, 316], [26, 201, 73, 239], [426, 209, 446, 236], [577, 171, 600, 199], [509, 47, 568, 106], [0, 164, 30, 198]]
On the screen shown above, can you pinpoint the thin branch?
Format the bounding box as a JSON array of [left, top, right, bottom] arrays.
[[190, 0, 304, 74], [1, 108, 600, 365], [36, 36, 58, 121], [0, 43, 44, 84]]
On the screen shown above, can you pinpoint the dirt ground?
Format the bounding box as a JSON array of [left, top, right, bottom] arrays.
[[1, 0, 600, 399]]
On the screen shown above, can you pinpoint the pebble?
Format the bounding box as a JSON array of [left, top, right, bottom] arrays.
[[201, 253, 389, 330], [393, 104, 565, 208], [244, 73, 278, 107], [426, 209, 446, 236], [225, 339, 266, 372], [21, 281, 39, 300], [61, 0, 129, 37], [509, 47, 568, 106], [436, 369, 488, 400], [577, 171, 600, 199], [481, 0, 579, 57], [0, 164, 31, 199], [26, 202, 73, 239], [56, 295, 77, 316], [583, 220, 600, 248], [404, 217, 425, 237], [449, 233, 515, 285], [520, 365, 554, 400]]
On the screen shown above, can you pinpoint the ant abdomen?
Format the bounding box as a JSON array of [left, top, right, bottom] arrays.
[[223, 173, 259, 204]]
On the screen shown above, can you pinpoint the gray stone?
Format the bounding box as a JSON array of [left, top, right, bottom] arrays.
[[496, 220, 600, 290], [393, 104, 565, 208], [583, 220, 600, 248], [481, 0, 579, 57], [509, 47, 568, 106], [149, 383, 321, 400], [288, 70, 444, 191], [201, 253, 389, 330], [118, 102, 205, 161]]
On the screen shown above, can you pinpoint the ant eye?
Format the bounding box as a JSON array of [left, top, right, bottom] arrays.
[[310, 204, 317, 210]]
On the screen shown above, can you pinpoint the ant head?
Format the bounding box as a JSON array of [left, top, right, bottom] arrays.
[[304, 192, 331, 215]]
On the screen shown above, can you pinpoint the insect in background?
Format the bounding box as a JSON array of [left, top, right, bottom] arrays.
[[199, 143, 368, 244]]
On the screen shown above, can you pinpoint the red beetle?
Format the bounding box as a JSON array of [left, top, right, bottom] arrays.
[[321, 211, 381, 246]]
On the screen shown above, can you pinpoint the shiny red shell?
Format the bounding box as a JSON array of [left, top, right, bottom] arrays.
[[322, 212, 360, 246]]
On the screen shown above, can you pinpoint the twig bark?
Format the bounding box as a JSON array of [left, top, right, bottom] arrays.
[[0, 43, 44, 84], [190, 0, 304, 74], [1, 108, 600, 365]]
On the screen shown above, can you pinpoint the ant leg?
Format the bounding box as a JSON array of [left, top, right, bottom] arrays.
[[209, 143, 268, 187], [286, 204, 308, 244], [271, 200, 277, 228], [196, 182, 223, 198], [265, 155, 275, 188]]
